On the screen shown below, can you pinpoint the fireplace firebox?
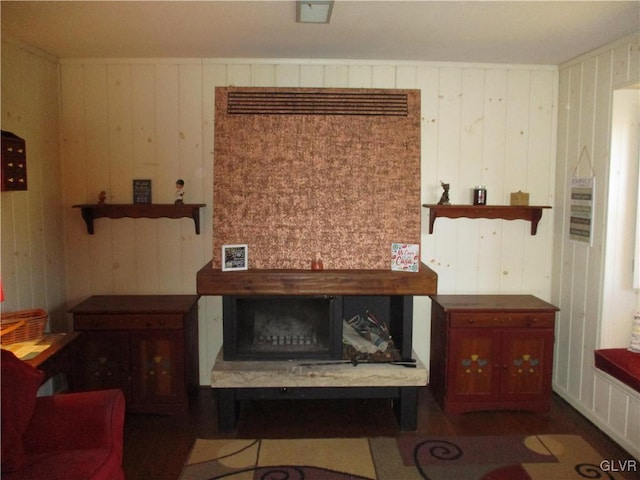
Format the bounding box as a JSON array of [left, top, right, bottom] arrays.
[[223, 295, 343, 360]]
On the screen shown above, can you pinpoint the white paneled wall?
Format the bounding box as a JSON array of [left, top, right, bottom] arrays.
[[0, 40, 65, 328], [553, 33, 640, 459], [59, 58, 557, 387]]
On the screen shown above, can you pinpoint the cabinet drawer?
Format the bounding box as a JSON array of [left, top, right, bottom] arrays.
[[74, 314, 183, 330], [450, 312, 554, 328]]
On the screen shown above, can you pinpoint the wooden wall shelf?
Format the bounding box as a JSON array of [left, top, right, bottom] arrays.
[[422, 204, 551, 235], [73, 203, 206, 234]]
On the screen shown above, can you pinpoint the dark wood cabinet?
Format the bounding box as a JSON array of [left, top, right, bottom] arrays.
[[70, 295, 199, 415], [429, 295, 558, 413], [1, 131, 27, 191]]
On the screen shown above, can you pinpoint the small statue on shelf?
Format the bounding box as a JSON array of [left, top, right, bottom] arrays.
[[98, 191, 107, 205], [175, 179, 185, 204], [437, 181, 451, 205]]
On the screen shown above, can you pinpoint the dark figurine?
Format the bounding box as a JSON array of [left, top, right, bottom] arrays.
[[438, 181, 451, 205], [98, 191, 107, 205], [175, 179, 185, 204]]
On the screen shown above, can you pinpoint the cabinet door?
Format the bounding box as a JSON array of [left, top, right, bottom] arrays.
[[500, 328, 553, 400], [75, 332, 130, 394], [130, 331, 185, 405], [448, 328, 501, 402]]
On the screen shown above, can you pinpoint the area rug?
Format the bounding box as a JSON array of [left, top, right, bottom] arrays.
[[179, 434, 629, 479]]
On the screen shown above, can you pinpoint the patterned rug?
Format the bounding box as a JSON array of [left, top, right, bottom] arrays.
[[179, 434, 629, 479]]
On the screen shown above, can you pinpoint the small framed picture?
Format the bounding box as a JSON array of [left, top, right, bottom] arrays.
[[222, 244, 248, 271], [133, 179, 152, 204]]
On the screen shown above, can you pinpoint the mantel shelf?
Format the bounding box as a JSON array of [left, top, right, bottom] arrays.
[[197, 261, 438, 296], [73, 203, 206, 234], [422, 204, 552, 235]]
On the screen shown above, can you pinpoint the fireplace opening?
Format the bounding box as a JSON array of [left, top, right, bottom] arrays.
[[223, 295, 343, 360]]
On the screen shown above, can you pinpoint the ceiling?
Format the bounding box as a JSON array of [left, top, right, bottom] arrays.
[[1, 1, 639, 65]]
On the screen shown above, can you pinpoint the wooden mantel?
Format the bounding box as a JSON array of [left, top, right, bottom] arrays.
[[196, 262, 437, 296]]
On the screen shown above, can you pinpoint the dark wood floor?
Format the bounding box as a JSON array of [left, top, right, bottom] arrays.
[[123, 387, 638, 480]]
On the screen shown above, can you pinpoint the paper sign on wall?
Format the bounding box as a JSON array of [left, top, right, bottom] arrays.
[[569, 176, 595, 245]]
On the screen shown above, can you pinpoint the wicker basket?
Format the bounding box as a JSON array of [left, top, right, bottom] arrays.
[[0, 309, 48, 345]]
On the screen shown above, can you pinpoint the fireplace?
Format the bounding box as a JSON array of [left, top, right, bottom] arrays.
[[222, 295, 343, 360], [197, 265, 438, 431]]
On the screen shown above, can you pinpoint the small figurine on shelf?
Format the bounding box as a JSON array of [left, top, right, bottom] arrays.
[[311, 252, 324, 271], [175, 179, 185, 204], [437, 181, 451, 205], [98, 191, 107, 205]]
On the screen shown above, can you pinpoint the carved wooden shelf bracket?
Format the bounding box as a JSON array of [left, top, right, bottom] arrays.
[[73, 203, 206, 234], [422, 204, 552, 235]]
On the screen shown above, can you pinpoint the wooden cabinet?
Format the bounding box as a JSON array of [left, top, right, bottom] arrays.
[[429, 295, 558, 413], [70, 295, 199, 415], [1, 131, 27, 191]]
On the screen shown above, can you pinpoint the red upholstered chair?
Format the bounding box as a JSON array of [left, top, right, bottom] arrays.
[[1, 349, 125, 480]]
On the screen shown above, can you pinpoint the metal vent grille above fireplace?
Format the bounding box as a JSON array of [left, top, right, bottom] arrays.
[[227, 90, 409, 116]]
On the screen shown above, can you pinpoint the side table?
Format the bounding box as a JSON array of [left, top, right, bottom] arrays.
[[429, 294, 558, 413], [2, 332, 80, 387], [70, 295, 199, 415]]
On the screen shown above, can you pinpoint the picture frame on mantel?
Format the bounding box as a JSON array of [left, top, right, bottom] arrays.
[[222, 244, 248, 271]]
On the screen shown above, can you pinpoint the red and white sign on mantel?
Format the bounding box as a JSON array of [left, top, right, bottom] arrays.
[[391, 243, 420, 272]]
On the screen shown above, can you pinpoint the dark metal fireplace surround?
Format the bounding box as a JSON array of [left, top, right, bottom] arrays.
[[223, 295, 342, 361], [222, 295, 409, 361]]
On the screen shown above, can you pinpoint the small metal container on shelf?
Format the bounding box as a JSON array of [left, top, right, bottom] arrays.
[[473, 186, 487, 205]]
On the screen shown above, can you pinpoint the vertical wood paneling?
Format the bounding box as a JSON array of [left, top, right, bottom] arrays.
[[324, 65, 349, 87], [108, 65, 137, 293], [455, 69, 484, 293], [478, 69, 508, 290], [1, 40, 64, 329], [275, 64, 299, 86], [299, 65, 324, 87], [132, 65, 160, 293], [61, 64, 93, 307], [555, 32, 640, 459], [55, 57, 557, 391], [372, 65, 395, 87], [178, 63, 205, 293], [252, 64, 275, 86], [348, 65, 372, 87]]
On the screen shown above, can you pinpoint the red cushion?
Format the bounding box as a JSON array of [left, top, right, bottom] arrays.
[[594, 348, 640, 393], [1, 350, 45, 472]]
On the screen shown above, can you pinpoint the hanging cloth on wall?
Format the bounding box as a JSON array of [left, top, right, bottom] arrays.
[[569, 146, 595, 245]]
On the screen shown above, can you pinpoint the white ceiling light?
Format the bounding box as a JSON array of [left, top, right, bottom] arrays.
[[297, 1, 334, 24]]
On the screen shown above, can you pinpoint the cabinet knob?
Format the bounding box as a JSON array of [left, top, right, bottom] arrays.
[[467, 319, 474, 324]]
